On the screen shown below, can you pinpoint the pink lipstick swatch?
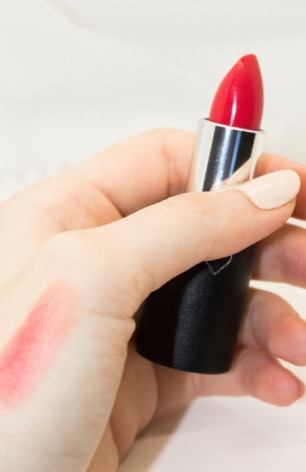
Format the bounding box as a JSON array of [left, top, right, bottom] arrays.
[[0, 283, 77, 408]]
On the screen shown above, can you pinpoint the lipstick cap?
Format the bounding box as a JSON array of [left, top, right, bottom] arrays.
[[136, 120, 266, 374]]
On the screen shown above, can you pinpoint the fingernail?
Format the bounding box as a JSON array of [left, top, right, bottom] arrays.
[[223, 170, 300, 209], [296, 379, 305, 400], [288, 371, 305, 401]]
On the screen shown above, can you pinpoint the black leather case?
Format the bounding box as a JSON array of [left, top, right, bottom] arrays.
[[136, 244, 257, 374]]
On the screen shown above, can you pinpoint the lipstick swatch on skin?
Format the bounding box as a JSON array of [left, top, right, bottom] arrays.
[[0, 284, 77, 408]]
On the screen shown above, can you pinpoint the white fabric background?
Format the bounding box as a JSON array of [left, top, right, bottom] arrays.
[[1, 1, 306, 470]]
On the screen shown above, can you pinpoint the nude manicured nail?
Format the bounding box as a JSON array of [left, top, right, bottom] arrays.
[[224, 170, 300, 209]]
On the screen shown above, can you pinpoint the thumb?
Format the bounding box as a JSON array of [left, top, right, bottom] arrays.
[[89, 169, 299, 307]]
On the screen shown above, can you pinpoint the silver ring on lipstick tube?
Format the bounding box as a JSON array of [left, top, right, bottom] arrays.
[[186, 118, 266, 193]]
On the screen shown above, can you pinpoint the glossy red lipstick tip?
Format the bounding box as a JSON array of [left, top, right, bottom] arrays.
[[209, 54, 264, 130]]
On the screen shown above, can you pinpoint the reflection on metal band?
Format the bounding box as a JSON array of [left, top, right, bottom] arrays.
[[186, 119, 266, 193]]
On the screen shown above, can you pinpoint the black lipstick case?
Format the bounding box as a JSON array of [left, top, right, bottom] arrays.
[[136, 119, 266, 374]]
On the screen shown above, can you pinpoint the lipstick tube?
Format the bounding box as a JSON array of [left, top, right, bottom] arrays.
[[136, 118, 266, 374]]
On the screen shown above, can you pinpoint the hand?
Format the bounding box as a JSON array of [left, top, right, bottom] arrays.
[[0, 129, 304, 472]]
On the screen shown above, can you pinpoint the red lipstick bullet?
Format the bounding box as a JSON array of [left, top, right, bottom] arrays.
[[209, 54, 264, 130], [137, 55, 267, 374]]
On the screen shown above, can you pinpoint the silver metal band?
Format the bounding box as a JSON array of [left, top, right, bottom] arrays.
[[186, 119, 266, 193]]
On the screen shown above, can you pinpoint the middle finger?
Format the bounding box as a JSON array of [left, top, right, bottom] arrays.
[[238, 287, 306, 366], [253, 223, 306, 288]]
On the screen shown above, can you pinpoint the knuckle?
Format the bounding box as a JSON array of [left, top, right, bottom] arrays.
[[49, 231, 82, 253], [42, 231, 94, 265]]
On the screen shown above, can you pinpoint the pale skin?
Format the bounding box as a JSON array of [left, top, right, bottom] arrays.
[[0, 129, 306, 471]]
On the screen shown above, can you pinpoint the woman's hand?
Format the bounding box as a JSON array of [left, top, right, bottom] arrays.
[[0, 129, 304, 472]]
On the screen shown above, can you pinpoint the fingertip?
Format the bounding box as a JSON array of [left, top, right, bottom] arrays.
[[224, 170, 300, 211], [273, 315, 306, 367], [257, 363, 304, 407], [283, 371, 305, 405], [292, 374, 305, 402], [239, 348, 304, 407]]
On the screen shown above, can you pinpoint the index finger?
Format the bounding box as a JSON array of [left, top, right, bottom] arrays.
[[73, 129, 195, 216], [0, 130, 194, 289]]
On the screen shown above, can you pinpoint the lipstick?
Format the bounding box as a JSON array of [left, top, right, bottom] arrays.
[[209, 54, 263, 130], [136, 55, 266, 374]]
